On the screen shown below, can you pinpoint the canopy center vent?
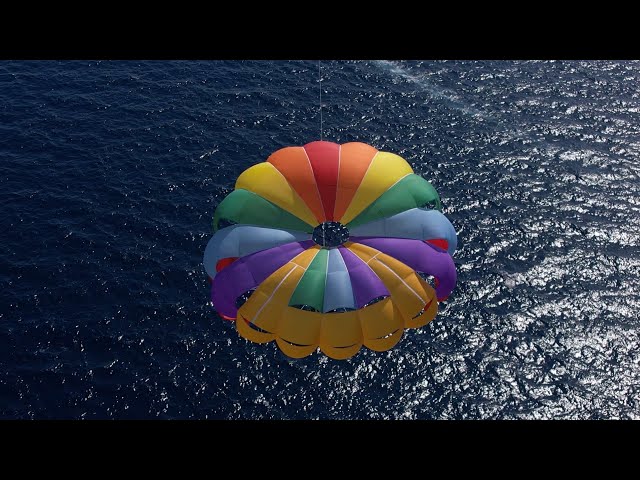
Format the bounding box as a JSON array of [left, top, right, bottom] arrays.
[[312, 222, 349, 248]]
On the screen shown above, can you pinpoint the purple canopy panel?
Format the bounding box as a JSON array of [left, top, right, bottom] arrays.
[[338, 246, 390, 308], [351, 236, 457, 301], [211, 240, 314, 318]]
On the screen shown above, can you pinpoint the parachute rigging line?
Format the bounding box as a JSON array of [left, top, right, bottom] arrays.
[[318, 60, 323, 141]]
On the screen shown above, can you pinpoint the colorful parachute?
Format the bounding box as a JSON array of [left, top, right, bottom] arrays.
[[204, 141, 457, 359]]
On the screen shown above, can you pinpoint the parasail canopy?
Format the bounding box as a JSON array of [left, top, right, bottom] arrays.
[[204, 141, 457, 359]]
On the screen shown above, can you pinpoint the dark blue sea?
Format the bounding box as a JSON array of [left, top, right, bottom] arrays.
[[1, 60, 639, 419]]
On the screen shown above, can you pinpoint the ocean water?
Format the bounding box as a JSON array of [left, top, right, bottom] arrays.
[[1, 60, 639, 419]]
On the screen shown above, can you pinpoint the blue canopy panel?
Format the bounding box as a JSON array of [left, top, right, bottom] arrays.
[[350, 208, 457, 255], [323, 248, 357, 313], [204, 224, 311, 278]]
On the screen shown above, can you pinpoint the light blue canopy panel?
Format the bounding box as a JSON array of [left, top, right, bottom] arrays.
[[350, 208, 457, 255], [323, 248, 357, 313], [203, 224, 310, 278]]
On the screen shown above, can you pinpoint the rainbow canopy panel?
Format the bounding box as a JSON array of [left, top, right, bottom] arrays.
[[204, 141, 457, 359]]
